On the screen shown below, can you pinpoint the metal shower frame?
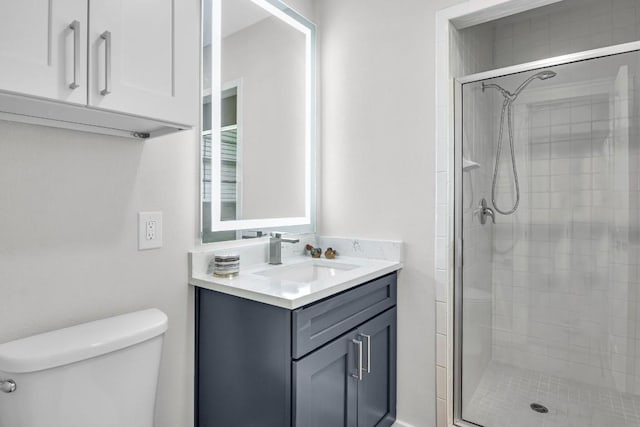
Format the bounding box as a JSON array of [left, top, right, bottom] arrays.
[[452, 40, 640, 427]]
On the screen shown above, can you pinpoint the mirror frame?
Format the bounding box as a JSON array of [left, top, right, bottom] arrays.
[[205, 0, 317, 233]]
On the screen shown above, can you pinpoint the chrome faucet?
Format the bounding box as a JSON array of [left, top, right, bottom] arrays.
[[269, 233, 300, 265]]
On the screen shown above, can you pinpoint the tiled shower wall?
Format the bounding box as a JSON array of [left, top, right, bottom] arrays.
[[478, 0, 640, 73], [488, 65, 640, 391]]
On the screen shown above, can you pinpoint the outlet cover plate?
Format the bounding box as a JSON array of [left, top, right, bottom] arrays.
[[138, 212, 163, 250]]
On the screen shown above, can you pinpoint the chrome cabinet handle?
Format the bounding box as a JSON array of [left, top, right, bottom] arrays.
[[100, 31, 112, 96], [69, 20, 80, 89], [351, 339, 363, 381], [0, 380, 16, 393], [359, 334, 371, 373]]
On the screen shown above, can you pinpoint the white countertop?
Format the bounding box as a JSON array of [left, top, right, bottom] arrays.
[[190, 255, 402, 309]]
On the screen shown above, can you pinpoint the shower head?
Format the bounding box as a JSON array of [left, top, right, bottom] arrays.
[[513, 69, 557, 97], [536, 70, 557, 80], [481, 70, 557, 100]]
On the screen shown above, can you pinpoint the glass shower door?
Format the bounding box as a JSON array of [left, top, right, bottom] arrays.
[[456, 48, 640, 427]]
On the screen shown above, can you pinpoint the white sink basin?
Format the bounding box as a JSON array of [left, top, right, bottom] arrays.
[[254, 260, 359, 283]]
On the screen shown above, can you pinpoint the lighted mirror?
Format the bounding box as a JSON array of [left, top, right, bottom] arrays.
[[202, 0, 316, 241]]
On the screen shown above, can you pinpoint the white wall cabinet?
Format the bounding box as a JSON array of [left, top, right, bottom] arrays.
[[88, 0, 193, 126], [0, 0, 196, 139], [0, 0, 87, 105]]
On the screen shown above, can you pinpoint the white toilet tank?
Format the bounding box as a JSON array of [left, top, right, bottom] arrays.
[[0, 308, 168, 427]]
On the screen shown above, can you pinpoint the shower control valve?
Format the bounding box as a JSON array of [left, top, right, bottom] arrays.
[[0, 379, 16, 393], [478, 199, 496, 225]]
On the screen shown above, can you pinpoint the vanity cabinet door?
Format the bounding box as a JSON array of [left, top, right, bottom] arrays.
[[88, 0, 196, 126], [293, 330, 359, 427], [0, 0, 87, 105], [357, 308, 397, 427]]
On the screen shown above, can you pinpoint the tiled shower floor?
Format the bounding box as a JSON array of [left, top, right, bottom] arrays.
[[463, 362, 640, 427]]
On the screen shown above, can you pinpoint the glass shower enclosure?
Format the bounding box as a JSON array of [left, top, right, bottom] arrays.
[[455, 43, 640, 427]]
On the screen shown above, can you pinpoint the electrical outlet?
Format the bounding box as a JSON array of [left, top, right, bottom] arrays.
[[138, 212, 163, 250], [146, 220, 156, 240]]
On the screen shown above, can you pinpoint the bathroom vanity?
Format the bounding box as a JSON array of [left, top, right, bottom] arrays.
[[196, 0, 398, 420], [192, 252, 399, 427]]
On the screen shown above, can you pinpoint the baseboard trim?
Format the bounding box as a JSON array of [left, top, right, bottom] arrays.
[[393, 421, 416, 427]]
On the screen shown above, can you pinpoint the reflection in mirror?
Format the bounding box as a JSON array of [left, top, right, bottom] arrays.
[[201, 0, 316, 242]]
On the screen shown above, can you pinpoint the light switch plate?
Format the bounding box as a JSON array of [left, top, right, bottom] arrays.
[[138, 212, 163, 250]]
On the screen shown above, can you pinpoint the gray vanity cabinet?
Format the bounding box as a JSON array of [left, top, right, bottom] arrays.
[[293, 308, 397, 427], [196, 272, 397, 427]]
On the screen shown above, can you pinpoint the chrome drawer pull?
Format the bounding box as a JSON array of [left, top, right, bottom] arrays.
[[351, 339, 363, 381], [359, 333, 371, 373]]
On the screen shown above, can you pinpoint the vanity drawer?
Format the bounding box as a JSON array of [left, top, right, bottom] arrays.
[[292, 272, 397, 359]]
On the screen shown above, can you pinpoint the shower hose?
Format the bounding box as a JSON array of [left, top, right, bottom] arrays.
[[491, 97, 520, 215], [484, 70, 557, 215]]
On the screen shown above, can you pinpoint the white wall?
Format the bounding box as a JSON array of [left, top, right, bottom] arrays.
[[315, 0, 465, 425], [0, 2, 200, 426], [0, 123, 199, 426]]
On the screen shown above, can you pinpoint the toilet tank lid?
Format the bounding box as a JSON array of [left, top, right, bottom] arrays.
[[0, 308, 168, 374]]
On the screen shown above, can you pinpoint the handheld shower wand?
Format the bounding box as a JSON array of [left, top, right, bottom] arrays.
[[482, 69, 557, 215]]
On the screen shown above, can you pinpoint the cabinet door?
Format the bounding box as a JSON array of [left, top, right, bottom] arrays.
[[0, 0, 87, 104], [88, 0, 196, 126], [358, 308, 397, 427], [293, 330, 359, 427]]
